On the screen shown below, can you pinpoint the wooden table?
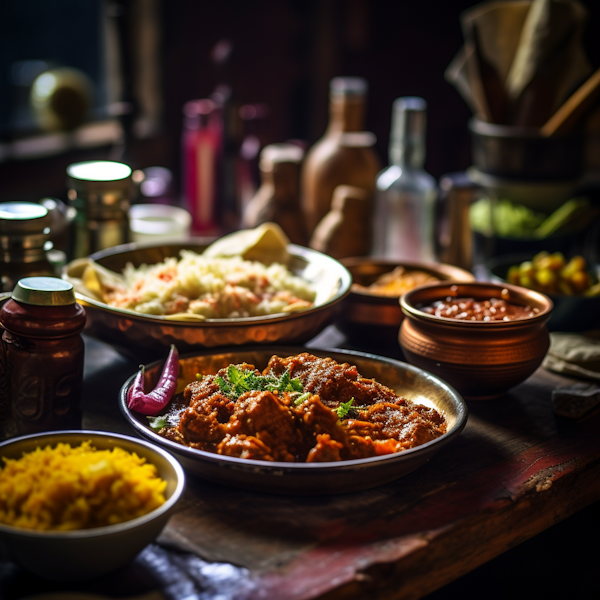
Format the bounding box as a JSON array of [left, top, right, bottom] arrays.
[[2, 326, 599, 600]]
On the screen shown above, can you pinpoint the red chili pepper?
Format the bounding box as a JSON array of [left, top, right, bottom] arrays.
[[127, 344, 179, 416]]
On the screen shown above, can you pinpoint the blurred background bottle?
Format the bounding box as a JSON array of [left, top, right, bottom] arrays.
[[301, 76, 380, 236], [181, 99, 221, 235], [372, 97, 437, 261], [242, 143, 306, 245]]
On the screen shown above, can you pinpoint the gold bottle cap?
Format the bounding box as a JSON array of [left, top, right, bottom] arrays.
[[12, 277, 76, 306]]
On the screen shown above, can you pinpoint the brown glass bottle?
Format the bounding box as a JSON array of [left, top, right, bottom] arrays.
[[301, 77, 381, 234], [0, 277, 86, 440], [242, 143, 307, 245]]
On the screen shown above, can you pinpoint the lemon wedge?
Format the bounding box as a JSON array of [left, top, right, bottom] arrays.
[[202, 223, 291, 265]]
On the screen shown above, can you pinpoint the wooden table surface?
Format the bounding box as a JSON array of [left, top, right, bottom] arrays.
[[2, 326, 599, 600]]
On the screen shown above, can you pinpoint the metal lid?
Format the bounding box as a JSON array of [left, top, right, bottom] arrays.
[[0, 202, 51, 235], [67, 160, 133, 195], [12, 277, 76, 306]]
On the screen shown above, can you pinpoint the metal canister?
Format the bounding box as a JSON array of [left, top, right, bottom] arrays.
[[0, 277, 86, 440], [0, 202, 55, 292], [66, 160, 134, 258], [436, 172, 479, 271]]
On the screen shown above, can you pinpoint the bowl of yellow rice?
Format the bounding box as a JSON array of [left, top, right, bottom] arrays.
[[0, 430, 185, 581]]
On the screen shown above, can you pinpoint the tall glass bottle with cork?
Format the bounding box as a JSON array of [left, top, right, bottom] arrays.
[[372, 97, 437, 261], [301, 77, 380, 237]]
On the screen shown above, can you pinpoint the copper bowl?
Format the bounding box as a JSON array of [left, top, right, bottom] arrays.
[[399, 282, 553, 401], [65, 240, 352, 362], [338, 258, 475, 343]]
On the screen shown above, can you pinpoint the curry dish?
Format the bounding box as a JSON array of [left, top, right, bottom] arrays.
[[157, 353, 447, 462]]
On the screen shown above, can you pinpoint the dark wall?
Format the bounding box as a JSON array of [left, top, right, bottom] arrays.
[[1, 0, 599, 204]]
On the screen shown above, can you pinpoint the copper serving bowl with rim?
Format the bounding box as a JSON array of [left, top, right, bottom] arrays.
[[64, 240, 352, 362], [338, 258, 475, 343], [399, 281, 553, 401]]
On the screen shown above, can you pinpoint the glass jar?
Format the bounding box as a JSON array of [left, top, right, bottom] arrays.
[[66, 160, 133, 258], [0, 202, 55, 292]]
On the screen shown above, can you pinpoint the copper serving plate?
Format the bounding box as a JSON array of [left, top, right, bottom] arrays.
[[400, 282, 553, 401], [118, 347, 468, 495], [70, 240, 352, 361]]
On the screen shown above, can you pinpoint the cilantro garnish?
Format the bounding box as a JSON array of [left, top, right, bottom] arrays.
[[336, 398, 355, 420], [147, 415, 169, 431], [294, 392, 311, 406], [216, 365, 304, 400]]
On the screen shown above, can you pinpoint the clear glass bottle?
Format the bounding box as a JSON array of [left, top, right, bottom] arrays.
[[372, 97, 437, 261]]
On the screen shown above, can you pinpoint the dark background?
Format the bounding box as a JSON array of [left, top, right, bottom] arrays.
[[1, 0, 599, 206]]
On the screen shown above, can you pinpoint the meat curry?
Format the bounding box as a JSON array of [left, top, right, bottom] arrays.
[[158, 353, 447, 462]]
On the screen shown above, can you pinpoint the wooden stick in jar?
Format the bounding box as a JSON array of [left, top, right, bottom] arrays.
[[540, 67, 600, 136]]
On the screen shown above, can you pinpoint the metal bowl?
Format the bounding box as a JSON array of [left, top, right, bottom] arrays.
[[469, 118, 584, 181], [399, 282, 553, 401], [0, 430, 185, 581], [69, 240, 352, 361], [118, 346, 467, 495], [337, 258, 475, 344]]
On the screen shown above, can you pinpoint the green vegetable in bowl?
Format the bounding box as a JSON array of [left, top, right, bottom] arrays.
[[470, 198, 546, 238], [470, 197, 599, 240]]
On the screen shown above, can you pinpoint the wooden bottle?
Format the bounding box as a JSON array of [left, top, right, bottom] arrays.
[[309, 185, 372, 259], [241, 144, 307, 245], [301, 77, 381, 236]]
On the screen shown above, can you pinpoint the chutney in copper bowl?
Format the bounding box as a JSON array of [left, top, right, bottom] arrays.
[[399, 282, 553, 401]]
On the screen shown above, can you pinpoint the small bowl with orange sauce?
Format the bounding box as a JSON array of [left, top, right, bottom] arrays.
[[399, 281, 553, 400], [338, 259, 475, 344]]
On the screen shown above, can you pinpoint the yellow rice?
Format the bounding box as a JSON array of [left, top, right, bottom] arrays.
[[0, 441, 167, 531]]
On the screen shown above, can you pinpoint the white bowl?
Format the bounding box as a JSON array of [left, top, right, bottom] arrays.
[[0, 430, 185, 581], [129, 203, 192, 244]]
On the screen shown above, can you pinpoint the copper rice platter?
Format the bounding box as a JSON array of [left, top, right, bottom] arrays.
[[119, 346, 468, 495], [64, 240, 352, 362]]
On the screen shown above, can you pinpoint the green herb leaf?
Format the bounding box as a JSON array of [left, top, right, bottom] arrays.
[[336, 398, 355, 420], [216, 375, 232, 395], [214, 366, 305, 401], [294, 392, 311, 406], [147, 415, 169, 431]]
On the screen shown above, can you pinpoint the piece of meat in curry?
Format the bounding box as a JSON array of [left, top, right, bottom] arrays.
[[158, 352, 447, 462]]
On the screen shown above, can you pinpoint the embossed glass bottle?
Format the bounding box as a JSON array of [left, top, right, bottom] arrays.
[[372, 97, 437, 261], [0, 277, 86, 440]]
